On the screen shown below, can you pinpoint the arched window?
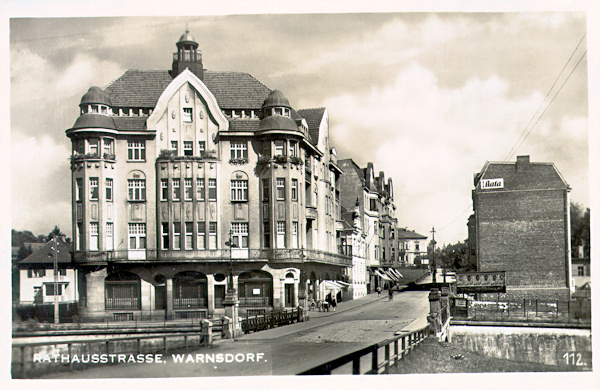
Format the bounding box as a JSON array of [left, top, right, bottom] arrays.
[[105, 271, 141, 310], [173, 271, 208, 309], [238, 271, 273, 307], [127, 170, 146, 201]]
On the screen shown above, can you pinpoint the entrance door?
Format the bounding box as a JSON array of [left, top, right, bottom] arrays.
[[284, 283, 294, 307]]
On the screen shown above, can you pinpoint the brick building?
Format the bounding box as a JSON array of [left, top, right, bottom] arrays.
[[66, 30, 351, 321], [468, 155, 572, 300]]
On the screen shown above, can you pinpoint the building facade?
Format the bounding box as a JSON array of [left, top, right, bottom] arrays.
[[469, 155, 572, 300], [66, 31, 351, 321], [396, 228, 428, 266], [337, 159, 398, 291], [17, 237, 77, 305]]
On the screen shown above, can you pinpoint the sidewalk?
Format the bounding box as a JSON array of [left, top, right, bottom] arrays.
[[307, 292, 388, 318], [238, 291, 400, 341]]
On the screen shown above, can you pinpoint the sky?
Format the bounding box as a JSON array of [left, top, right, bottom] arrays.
[[7, 8, 592, 247]]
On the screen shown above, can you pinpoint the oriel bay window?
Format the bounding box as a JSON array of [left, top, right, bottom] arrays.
[[231, 179, 248, 201]]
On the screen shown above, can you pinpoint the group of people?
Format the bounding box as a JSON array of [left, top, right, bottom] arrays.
[[308, 295, 338, 312]]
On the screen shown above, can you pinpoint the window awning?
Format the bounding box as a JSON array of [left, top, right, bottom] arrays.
[[375, 269, 393, 281]]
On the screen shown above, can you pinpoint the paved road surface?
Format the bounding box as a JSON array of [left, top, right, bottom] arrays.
[[39, 290, 430, 378]]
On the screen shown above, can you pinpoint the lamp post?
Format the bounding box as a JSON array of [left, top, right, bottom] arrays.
[[51, 235, 64, 325], [223, 229, 240, 338]]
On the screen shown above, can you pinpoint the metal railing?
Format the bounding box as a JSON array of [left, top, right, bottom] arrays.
[[241, 307, 304, 334], [12, 329, 208, 378], [299, 324, 430, 375], [74, 248, 352, 266]]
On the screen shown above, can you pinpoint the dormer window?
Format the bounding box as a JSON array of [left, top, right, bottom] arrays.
[[271, 107, 290, 117], [183, 107, 193, 122]]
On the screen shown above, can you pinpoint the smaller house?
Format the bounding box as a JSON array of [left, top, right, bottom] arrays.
[[17, 237, 77, 305], [397, 228, 428, 266]]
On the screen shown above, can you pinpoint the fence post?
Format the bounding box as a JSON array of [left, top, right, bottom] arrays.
[[402, 337, 406, 358], [352, 358, 360, 374], [371, 348, 378, 374], [384, 344, 390, 373], [393, 340, 399, 364]]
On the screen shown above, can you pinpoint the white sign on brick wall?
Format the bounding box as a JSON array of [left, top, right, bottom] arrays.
[[480, 178, 504, 189]]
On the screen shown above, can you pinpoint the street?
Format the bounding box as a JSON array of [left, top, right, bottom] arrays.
[[39, 290, 430, 378]]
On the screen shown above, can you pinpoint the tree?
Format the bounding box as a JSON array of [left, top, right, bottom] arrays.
[[15, 243, 33, 263], [570, 202, 590, 258], [46, 225, 71, 244]]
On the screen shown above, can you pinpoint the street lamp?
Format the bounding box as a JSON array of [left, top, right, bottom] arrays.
[[224, 229, 237, 294]]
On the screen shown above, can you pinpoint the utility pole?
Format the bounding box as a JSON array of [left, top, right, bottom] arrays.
[[430, 227, 437, 284], [52, 236, 60, 325]]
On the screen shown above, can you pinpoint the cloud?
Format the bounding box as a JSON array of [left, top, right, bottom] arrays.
[[326, 62, 587, 243], [11, 47, 124, 106], [11, 132, 72, 237]]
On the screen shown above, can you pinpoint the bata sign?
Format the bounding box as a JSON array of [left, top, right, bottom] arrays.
[[480, 178, 504, 189]]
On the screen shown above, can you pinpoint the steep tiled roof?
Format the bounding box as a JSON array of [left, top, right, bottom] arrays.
[[204, 71, 271, 109], [228, 118, 260, 132], [17, 238, 72, 266], [113, 117, 148, 131], [104, 70, 272, 111], [298, 108, 325, 146], [105, 70, 173, 107]]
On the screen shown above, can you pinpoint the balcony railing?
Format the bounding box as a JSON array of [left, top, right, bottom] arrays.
[[73, 248, 352, 267]]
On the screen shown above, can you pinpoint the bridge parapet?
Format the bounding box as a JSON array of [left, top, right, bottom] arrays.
[[456, 271, 506, 293]]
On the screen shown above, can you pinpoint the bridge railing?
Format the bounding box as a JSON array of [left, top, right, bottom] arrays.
[[298, 324, 430, 375], [241, 307, 304, 334]]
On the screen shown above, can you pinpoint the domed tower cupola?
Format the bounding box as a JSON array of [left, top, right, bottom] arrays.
[[261, 90, 291, 118], [171, 29, 203, 79], [70, 86, 116, 130], [257, 90, 299, 133], [79, 86, 112, 116]]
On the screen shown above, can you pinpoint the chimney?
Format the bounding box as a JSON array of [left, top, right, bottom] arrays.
[[516, 155, 530, 171]]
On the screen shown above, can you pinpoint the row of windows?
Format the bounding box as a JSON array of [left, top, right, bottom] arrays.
[[79, 221, 301, 252], [77, 139, 308, 163], [160, 178, 217, 202], [80, 176, 303, 203], [27, 269, 67, 278]]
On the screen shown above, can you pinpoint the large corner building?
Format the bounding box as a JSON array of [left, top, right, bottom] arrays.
[[66, 31, 351, 321]]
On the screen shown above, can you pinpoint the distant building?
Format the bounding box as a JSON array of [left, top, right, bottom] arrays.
[[469, 155, 571, 300], [16, 237, 78, 305], [396, 228, 428, 266]]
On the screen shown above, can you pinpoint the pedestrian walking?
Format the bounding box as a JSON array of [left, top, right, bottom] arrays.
[[331, 298, 337, 311], [388, 287, 393, 301], [376, 286, 381, 296]]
